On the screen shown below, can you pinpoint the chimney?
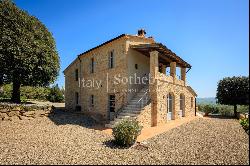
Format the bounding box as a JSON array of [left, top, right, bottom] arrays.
[[137, 29, 146, 37]]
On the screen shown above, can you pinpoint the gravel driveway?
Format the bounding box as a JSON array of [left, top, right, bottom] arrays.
[[0, 111, 248, 165]]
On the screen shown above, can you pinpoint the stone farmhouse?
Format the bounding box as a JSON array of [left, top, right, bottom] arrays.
[[64, 29, 197, 128]]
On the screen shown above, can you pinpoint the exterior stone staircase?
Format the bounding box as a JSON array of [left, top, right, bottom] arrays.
[[105, 86, 150, 128]]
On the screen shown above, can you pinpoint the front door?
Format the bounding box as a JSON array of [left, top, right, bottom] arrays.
[[108, 95, 115, 120]]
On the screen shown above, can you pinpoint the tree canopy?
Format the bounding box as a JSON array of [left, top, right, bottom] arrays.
[[216, 76, 249, 116], [0, 0, 60, 103]]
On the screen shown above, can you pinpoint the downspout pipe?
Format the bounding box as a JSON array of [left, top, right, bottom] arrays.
[[195, 97, 197, 116], [78, 55, 82, 111], [186, 67, 191, 73]]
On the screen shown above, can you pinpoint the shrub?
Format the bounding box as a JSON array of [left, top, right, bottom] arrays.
[[237, 105, 249, 114], [0, 84, 51, 101], [217, 105, 234, 116], [197, 104, 205, 112], [199, 104, 217, 115], [47, 84, 64, 103], [21, 86, 50, 101], [112, 119, 142, 147], [0, 84, 12, 99], [240, 118, 249, 132], [198, 104, 236, 117]]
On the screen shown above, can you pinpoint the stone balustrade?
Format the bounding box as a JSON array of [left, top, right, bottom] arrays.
[[157, 72, 185, 86]]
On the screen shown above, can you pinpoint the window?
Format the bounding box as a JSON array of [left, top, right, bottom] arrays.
[[167, 93, 174, 120], [135, 64, 138, 69], [167, 93, 173, 113], [109, 51, 114, 69], [75, 92, 79, 105], [180, 94, 185, 117], [109, 95, 115, 112], [90, 95, 94, 107], [191, 97, 193, 108], [75, 69, 78, 81], [90, 58, 94, 73], [180, 94, 184, 111]]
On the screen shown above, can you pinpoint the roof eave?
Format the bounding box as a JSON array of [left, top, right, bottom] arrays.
[[131, 43, 191, 69]]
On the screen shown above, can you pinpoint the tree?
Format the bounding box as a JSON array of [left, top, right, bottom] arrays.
[[0, 0, 60, 103], [216, 76, 249, 117], [47, 84, 64, 103]]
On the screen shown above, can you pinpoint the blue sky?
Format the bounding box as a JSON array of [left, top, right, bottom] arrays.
[[14, 0, 249, 98]]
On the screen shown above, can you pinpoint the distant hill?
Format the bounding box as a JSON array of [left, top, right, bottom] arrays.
[[196, 97, 216, 104]]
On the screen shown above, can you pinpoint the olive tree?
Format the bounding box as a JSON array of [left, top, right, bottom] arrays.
[[0, 0, 60, 103], [216, 76, 249, 117]]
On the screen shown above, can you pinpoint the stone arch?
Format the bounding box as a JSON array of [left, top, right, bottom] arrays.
[[180, 93, 185, 117], [167, 92, 175, 120]]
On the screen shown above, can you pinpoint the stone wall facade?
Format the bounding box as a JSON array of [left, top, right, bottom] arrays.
[[156, 78, 196, 125], [64, 35, 154, 121], [64, 33, 197, 127], [148, 49, 196, 127], [136, 103, 152, 127]]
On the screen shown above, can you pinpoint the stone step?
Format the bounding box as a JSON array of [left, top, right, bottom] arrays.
[[110, 120, 118, 125], [129, 98, 149, 103], [114, 117, 136, 122], [123, 110, 142, 114], [135, 93, 148, 96], [116, 115, 132, 119], [119, 112, 138, 117], [122, 107, 141, 112], [124, 105, 141, 109], [105, 124, 113, 128], [131, 95, 149, 100], [129, 100, 141, 103], [105, 87, 149, 129], [124, 103, 149, 109], [133, 94, 149, 98], [128, 100, 149, 105]]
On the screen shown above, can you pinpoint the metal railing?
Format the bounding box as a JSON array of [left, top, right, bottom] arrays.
[[113, 85, 151, 118], [136, 90, 150, 109]]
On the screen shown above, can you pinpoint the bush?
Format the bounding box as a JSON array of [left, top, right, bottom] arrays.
[[217, 105, 234, 116], [47, 84, 64, 103], [0, 84, 50, 101], [21, 86, 50, 101], [112, 119, 142, 147], [237, 105, 249, 114], [203, 104, 216, 114], [0, 83, 65, 102], [198, 104, 217, 115], [240, 118, 249, 132], [0, 84, 12, 99], [198, 104, 235, 117]]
